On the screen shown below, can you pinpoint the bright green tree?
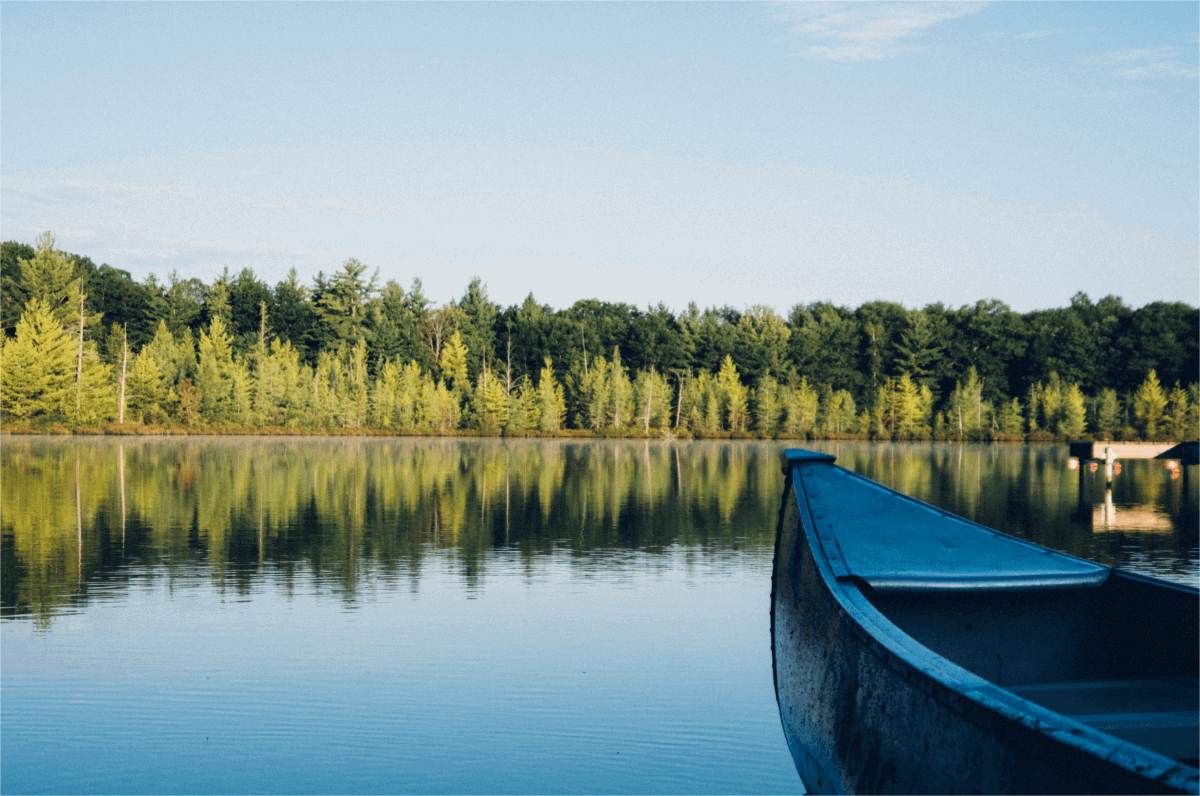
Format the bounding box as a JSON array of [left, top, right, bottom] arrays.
[[1133, 370, 1168, 439], [754, 375, 779, 434], [536, 358, 566, 432], [998, 397, 1024, 436], [822, 389, 856, 435], [125, 351, 168, 424], [1094, 389, 1120, 439], [717, 355, 748, 431], [633, 366, 672, 432], [197, 316, 236, 422], [440, 331, 470, 393], [895, 373, 924, 438], [1164, 382, 1191, 440], [1060, 384, 1086, 437], [0, 300, 74, 421]]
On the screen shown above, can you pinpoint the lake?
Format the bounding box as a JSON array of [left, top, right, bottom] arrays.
[[2, 438, 1196, 794]]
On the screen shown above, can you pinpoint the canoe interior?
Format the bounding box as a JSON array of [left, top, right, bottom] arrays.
[[863, 569, 1200, 767]]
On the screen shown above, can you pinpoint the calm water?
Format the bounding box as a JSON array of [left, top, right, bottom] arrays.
[[2, 438, 1196, 794]]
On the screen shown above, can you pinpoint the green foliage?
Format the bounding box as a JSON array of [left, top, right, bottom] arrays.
[[18, 232, 79, 325], [754, 375, 779, 434], [125, 351, 168, 424], [316, 258, 377, 345], [1093, 389, 1121, 439], [2, 235, 1197, 440], [536, 358, 567, 432], [1164, 382, 1191, 440], [1060, 384, 1087, 438], [197, 316, 236, 422], [441, 331, 470, 393], [716, 355, 748, 432], [1, 300, 75, 421], [1133, 369, 1168, 439]]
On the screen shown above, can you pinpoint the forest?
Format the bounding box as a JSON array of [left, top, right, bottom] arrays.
[[2, 232, 1197, 441]]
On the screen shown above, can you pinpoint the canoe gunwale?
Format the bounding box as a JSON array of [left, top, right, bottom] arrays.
[[773, 450, 1200, 794]]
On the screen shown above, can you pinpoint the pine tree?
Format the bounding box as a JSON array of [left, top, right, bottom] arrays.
[[197, 316, 236, 422], [609, 347, 632, 429], [822, 389, 856, 435], [1188, 384, 1200, 440], [17, 232, 79, 325], [1133, 369, 1168, 439], [1094, 389, 1120, 439], [1165, 382, 1190, 440], [0, 300, 74, 421], [754, 374, 779, 434], [633, 366, 671, 432], [440, 331, 470, 394], [396, 362, 422, 429], [716, 355, 748, 431], [795, 377, 819, 434], [536, 358, 566, 432], [372, 360, 401, 429], [1040, 373, 1063, 435], [347, 339, 370, 428], [228, 357, 254, 426], [998, 397, 1024, 436], [1060, 384, 1086, 438], [483, 363, 509, 431], [1025, 383, 1041, 434], [894, 373, 923, 438], [126, 351, 167, 424]]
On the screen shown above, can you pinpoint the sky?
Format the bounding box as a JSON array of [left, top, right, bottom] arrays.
[[2, 1, 1197, 314]]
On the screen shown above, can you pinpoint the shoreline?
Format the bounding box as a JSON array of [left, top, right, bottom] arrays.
[[0, 423, 1130, 444]]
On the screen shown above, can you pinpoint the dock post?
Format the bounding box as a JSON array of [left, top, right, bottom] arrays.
[[1105, 446, 1114, 489]]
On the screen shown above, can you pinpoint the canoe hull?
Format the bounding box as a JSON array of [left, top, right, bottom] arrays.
[[771, 457, 1199, 794]]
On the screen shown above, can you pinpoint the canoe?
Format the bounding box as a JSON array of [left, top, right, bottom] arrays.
[[771, 449, 1199, 794]]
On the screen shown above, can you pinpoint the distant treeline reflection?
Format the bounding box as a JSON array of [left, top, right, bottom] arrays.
[[1, 438, 783, 623], [3, 439, 1194, 625]]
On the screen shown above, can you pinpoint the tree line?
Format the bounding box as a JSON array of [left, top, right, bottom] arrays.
[[2, 232, 1197, 440]]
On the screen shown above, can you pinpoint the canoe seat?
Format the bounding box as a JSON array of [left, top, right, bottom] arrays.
[[1010, 677, 1200, 763]]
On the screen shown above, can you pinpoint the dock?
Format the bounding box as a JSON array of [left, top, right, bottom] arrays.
[[1068, 440, 1197, 491], [1068, 441, 1198, 464]]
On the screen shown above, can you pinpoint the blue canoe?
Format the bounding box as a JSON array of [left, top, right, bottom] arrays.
[[772, 450, 1199, 794]]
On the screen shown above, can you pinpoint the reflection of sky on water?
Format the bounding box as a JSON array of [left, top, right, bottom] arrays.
[[1, 438, 1196, 793]]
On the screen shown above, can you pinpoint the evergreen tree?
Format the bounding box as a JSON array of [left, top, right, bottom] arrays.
[[822, 389, 856, 435], [1188, 384, 1200, 440], [0, 300, 74, 421], [17, 232, 79, 325], [609, 347, 633, 429], [998, 397, 1024, 436], [536, 358, 566, 432], [1094, 389, 1120, 439], [440, 331, 470, 394], [892, 309, 942, 383], [633, 366, 671, 432], [716, 355, 748, 431], [347, 339, 370, 428], [125, 351, 167, 424], [228, 357, 254, 426], [895, 373, 924, 438], [1133, 369, 1168, 439], [754, 374, 779, 434], [1164, 382, 1190, 440], [196, 316, 236, 422], [1060, 384, 1086, 438], [317, 258, 377, 345]]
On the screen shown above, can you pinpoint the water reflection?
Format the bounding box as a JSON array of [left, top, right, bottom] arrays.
[[1, 438, 784, 625], [2, 438, 1196, 626]]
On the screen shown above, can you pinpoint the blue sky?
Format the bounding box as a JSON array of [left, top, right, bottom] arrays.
[[2, 2, 1196, 313]]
